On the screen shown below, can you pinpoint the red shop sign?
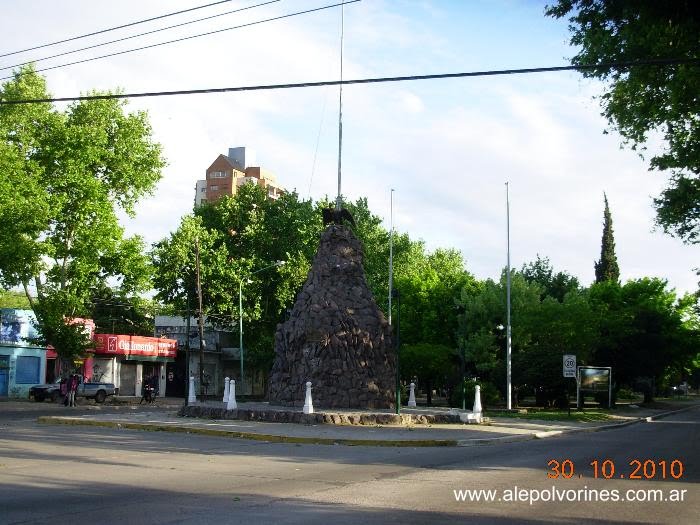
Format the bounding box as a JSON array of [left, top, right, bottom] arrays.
[[93, 334, 177, 358]]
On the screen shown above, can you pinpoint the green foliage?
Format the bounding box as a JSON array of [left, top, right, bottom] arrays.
[[520, 255, 580, 301], [0, 290, 31, 309], [394, 247, 476, 347], [615, 387, 639, 400], [546, 1, 700, 243], [588, 278, 697, 400], [449, 379, 501, 408], [458, 272, 542, 389], [515, 293, 597, 392], [0, 65, 165, 358], [594, 194, 620, 283], [151, 215, 236, 317], [28, 291, 93, 360], [90, 284, 155, 336], [153, 186, 321, 370], [400, 343, 456, 385], [495, 410, 612, 422], [457, 267, 598, 401]]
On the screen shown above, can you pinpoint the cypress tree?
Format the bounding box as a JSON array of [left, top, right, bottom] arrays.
[[594, 194, 620, 283]]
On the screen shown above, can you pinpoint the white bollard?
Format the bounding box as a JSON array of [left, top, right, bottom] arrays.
[[227, 379, 238, 410], [188, 375, 197, 404], [223, 377, 230, 404], [407, 382, 417, 407], [303, 381, 314, 414], [472, 384, 483, 423]]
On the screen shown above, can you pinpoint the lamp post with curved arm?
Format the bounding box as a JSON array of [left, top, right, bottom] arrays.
[[238, 260, 285, 394]]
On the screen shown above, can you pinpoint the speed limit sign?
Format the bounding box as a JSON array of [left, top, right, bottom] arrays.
[[563, 355, 576, 378]]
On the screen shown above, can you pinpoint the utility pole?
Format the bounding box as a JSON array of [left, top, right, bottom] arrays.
[[335, 2, 344, 211], [185, 288, 191, 405], [388, 189, 394, 325], [389, 189, 399, 413], [195, 237, 205, 398], [505, 182, 512, 411]]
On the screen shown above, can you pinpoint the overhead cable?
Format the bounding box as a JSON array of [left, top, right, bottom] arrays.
[[0, 0, 360, 81], [0, 0, 282, 73], [0, 0, 237, 59], [1, 57, 697, 106]]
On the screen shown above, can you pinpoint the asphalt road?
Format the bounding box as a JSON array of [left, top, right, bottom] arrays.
[[0, 404, 698, 524]]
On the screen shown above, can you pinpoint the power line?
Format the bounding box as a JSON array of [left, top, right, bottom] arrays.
[[0, 0, 237, 59], [0, 1, 359, 82], [2, 57, 697, 106], [0, 0, 282, 73]]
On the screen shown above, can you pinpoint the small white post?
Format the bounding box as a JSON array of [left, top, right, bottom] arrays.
[[223, 377, 230, 404], [473, 384, 483, 423], [407, 382, 417, 407], [188, 375, 196, 404], [226, 379, 237, 410], [303, 381, 314, 414]]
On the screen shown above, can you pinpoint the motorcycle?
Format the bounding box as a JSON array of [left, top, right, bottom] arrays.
[[141, 384, 157, 404]]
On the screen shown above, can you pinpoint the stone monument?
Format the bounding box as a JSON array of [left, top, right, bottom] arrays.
[[268, 223, 396, 408]]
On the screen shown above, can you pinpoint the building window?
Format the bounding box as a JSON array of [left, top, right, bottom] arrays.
[[200, 187, 207, 193], [210, 185, 219, 191], [210, 171, 228, 178], [15, 355, 40, 384]]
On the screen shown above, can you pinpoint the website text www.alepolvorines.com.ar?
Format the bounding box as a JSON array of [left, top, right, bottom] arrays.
[[454, 486, 688, 505]]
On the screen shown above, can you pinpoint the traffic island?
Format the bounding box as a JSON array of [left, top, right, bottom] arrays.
[[178, 403, 467, 426]]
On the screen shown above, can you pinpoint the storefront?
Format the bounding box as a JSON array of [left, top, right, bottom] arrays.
[[1, 308, 47, 398], [93, 334, 177, 396]]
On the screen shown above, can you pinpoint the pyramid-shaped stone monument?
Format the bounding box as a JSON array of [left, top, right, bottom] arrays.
[[268, 224, 396, 408]]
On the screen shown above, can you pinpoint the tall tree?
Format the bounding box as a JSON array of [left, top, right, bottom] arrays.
[[594, 194, 620, 283], [546, 1, 700, 242], [0, 65, 165, 358], [521, 255, 580, 302], [588, 278, 696, 401]]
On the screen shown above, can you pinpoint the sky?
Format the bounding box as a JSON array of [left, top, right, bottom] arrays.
[[1, 0, 697, 295]]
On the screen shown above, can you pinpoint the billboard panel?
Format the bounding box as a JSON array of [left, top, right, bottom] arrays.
[[579, 367, 611, 391]]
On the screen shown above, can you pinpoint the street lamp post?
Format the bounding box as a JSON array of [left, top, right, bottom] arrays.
[[461, 344, 466, 411], [392, 288, 401, 414], [505, 181, 512, 410], [238, 260, 285, 395]]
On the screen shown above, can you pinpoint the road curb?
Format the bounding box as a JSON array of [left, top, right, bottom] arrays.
[[37, 416, 460, 447], [530, 403, 700, 439], [457, 434, 536, 446], [36, 404, 699, 448], [644, 403, 700, 421]]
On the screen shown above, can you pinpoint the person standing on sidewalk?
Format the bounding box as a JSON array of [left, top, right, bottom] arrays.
[[68, 374, 79, 407]]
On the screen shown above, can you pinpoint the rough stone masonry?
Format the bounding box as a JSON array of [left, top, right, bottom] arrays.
[[268, 224, 396, 408]]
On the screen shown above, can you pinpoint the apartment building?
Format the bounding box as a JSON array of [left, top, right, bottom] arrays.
[[195, 146, 283, 207]]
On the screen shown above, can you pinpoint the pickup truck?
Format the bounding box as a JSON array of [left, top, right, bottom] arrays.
[[29, 377, 117, 403]]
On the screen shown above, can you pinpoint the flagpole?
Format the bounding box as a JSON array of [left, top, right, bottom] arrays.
[[505, 181, 512, 410]]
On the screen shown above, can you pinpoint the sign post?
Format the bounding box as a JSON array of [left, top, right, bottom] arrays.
[[563, 355, 576, 415]]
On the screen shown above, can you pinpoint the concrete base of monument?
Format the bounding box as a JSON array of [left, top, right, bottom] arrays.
[[179, 401, 487, 426]]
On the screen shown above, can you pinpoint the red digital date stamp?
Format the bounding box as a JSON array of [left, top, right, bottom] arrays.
[[547, 459, 685, 480]]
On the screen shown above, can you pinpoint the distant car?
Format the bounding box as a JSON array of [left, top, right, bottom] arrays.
[[671, 383, 690, 396], [29, 379, 63, 403], [29, 377, 116, 403]]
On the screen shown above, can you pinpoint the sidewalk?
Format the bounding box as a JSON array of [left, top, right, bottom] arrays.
[[37, 401, 700, 447]]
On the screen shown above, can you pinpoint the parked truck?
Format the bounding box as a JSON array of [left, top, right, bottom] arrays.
[[29, 377, 116, 403]]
